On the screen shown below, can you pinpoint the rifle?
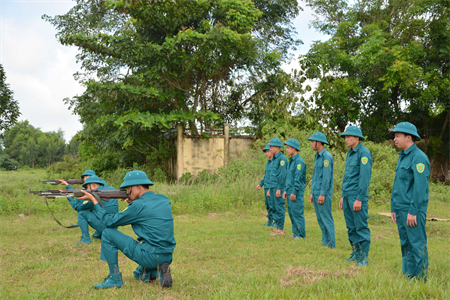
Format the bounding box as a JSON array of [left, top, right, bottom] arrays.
[[39, 179, 84, 185], [29, 189, 129, 229]]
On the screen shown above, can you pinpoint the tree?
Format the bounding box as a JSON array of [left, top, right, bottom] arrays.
[[43, 0, 303, 168], [0, 65, 21, 138]]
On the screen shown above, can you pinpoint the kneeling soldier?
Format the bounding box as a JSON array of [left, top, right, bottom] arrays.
[[62, 175, 118, 244], [79, 170, 176, 289]]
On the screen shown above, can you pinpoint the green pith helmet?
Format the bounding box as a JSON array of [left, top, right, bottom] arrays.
[[340, 125, 365, 140], [283, 138, 300, 151], [82, 175, 105, 188], [390, 122, 421, 140], [269, 138, 284, 148], [81, 169, 96, 180], [262, 143, 271, 152], [120, 170, 154, 189], [307, 132, 329, 145]]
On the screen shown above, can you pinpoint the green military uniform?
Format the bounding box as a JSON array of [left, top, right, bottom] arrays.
[[308, 132, 336, 248], [391, 122, 429, 281], [283, 139, 307, 238], [340, 126, 372, 265], [259, 143, 274, 226], [268, 138, 288, 230], [67, 175, 119, 244], [92, 170, 176, 289]]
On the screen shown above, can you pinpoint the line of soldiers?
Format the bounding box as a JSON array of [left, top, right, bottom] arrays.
[[58, 170, 176, 289], [257, 122, 430, 281]]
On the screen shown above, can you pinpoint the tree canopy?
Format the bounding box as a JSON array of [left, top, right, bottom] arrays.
[[0, 65, 21, 138]]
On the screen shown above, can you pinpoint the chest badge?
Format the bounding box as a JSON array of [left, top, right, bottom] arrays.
[[280, 160, 285, 166], [416, 163, 425, 173], [83, 200, 89, 204], [324, 160, 329, 167], [361, 157, 368, 165], [297, 164, 302, 170]]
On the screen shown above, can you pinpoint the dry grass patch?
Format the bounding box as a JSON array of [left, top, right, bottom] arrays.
[[280, 266, 358, 287], [373, 235, 386, 239]]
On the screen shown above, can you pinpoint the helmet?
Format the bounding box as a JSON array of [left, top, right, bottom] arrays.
[[120, 170, 154, 189], [81, 169, 96, 180], [307, 132, 329, 145], [390, 122, 421, 140], [262, 143, 271, 152], [82, 175, 105, 188], [340, 126, 365, 140], [283, 138, 300, 151], [269, 138, 284, 148]]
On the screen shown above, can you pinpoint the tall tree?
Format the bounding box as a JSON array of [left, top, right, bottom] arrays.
[[0, 65, 21, 138], [43, 0, 303, 168]]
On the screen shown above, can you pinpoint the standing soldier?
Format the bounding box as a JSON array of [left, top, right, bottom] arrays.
[[268, 138, 288, 235], [339, 126, 372, 266], [308, 132, 336, 248], [256, 143, 275, 227], [390, 122, 429, 281], [282, 139, 307, 239]]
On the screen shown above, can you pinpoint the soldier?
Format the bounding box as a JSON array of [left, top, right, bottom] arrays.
[[308, 132, 336, 248], [79, 170, 176, 289], [282, 138, 307, 239], [339, 126, 372, 266], [61, 175, 119, 244], [256, 143, 275, 227], [268, 138, 288, 234], [390, 122, 430, 281]]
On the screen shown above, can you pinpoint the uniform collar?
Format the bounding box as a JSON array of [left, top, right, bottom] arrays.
[[317, 148, 327, 157], [350, 142, 362, 153], [400, 143, 417, 156], [291, 153, 299, 160], [274, 151, 282, 159]]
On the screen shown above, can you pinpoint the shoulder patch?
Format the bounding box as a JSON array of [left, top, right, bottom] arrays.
[[82, 200, 89, 204], [297, 164, 302, 170], [280, 160, 285, 166], [324, 160, 329, 167], [416, 163, 425, 173], [361, 157, 368, 165]]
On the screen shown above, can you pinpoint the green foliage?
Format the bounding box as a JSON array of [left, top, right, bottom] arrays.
[[43, 0, 303, 170], [301, 0, 450, 153], [0, 64, 21, 138], [3, 120, 66, 168], [0, 154, 18, 170]]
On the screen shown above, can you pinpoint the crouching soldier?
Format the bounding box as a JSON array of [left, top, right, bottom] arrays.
[[256, 143, 274, 226], [62, 175, 118, 244], [282, 138, 307, 239], [79, 170, 176, 289]]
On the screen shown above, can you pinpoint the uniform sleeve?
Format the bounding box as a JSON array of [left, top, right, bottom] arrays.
[[409, 157, 430, 216], [94, 202, 142, 228], [357, 151, 373, 202], [67, 197, 94, 211], [277, 159, 287, 191], [66, 184, 74, 190], [292, 161, 306, 195], [320, 156, 333, 196], [390, 158, 401, 213], [259, 175, 265, 187]]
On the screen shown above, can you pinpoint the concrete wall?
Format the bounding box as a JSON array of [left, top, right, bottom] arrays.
[[172, 124, 254, 179]]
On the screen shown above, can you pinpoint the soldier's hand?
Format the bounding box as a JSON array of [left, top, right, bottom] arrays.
[[266, 190, 270, 197], [339, 197, 343, 210], [120, 197, 132, 204], [353, 200, 362, 211], [59, 179, 68, 186], [309, 194, 313, 204], [318, 195, 325, 205], [78, 190, 97, 204], [391, 212, 397, 224], [290, 194, 296, 201], [407, 214, 417, 227], [276, 189, 281, 198], [282, 191, 287, 199], [256, 185, 261, 190]]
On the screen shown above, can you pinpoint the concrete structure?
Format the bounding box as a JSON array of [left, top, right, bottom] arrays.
[[170, 124, 254, 180]]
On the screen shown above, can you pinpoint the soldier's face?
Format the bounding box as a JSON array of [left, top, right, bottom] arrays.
[[345, 135, 359, 148], [310, 141, 316, 150], [394, 132, 408, 149], [82, 175, 90, 182], [270, 146, 280, 155], [87, 183, 101, 191], [265, 150, 273, 159], [286, 145, 295, 156]]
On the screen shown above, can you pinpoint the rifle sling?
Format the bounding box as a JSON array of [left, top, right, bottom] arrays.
[[93, 194, 105, 209], [44, 198, 79, 229]]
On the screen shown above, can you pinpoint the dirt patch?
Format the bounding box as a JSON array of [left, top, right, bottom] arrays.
[[280, 266, 358, 287], [207, 213, 226, 218], [373, 235, 386, 239]]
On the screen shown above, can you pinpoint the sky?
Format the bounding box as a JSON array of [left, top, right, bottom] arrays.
[[1, 0, 328, 142]]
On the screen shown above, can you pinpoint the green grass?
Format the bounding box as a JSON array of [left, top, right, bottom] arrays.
[[1, 169, 449, 299]]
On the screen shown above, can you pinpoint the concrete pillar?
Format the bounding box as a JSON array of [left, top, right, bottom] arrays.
[[224, 124, 230, 165], [176, 124, 184, 180]]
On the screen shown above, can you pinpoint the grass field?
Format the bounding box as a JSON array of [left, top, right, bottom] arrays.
[[1, 170, 449, 299]]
